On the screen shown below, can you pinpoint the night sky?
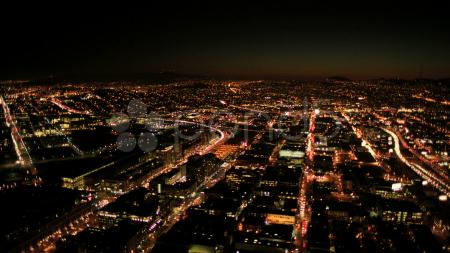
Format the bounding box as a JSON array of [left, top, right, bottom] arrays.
[[1, 3, 450, 80]]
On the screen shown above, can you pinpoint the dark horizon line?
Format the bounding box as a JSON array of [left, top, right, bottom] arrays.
[[1, 71, 450, 83]]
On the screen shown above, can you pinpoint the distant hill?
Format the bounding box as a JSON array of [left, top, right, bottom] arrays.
[[327, 76, 351, 81], [54, 72, 210, 83]]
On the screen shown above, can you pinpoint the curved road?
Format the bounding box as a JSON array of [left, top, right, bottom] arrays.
[[382, 127, 450, 197]]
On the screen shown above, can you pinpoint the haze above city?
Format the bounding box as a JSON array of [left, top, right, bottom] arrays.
[[1, 2, 450, 80]]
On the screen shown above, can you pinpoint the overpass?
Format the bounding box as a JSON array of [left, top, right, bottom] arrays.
[[382, 127, 450, 197]]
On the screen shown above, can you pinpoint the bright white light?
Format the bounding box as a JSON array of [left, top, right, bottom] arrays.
[[422, 180, 428, 186], [439, 195, 448, 202], [392, 183, 402, 191], [314, 109, 320, 115]]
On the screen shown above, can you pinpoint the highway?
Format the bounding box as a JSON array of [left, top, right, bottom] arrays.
[[395, 128, 449, 182], [140, 118, 227, 187], [0, 95, 34, 169], [382, 127, 450, 197], [49, 97, 90, 115]]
